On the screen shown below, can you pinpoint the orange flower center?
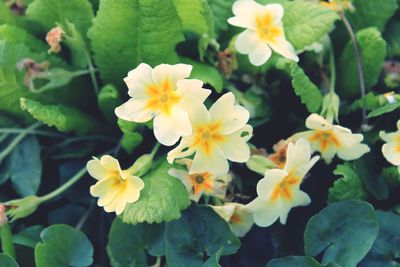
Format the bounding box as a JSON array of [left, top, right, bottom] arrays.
[[230, 212, 242, 224], [191, 122, 225, 155], [145, 79, 181, 115], [189, 172, 213, 195], [308, 130, 341, 152], [271, 173, 300, 201], [256, 14, 282, 42]]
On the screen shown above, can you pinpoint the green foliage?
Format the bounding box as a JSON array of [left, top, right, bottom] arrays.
[[267, 256, 338, 267], [337, 27, 387, 97], [20, 98, 101, 135], [88, 0, 184, 88], [380, 167, 400, 188], [208, 0, 235, 35], [384, 20, 400, 57], [246, 155, 275, 175], [276, 59, 323, 113], [10, 136, 42, 197], [26, 0, 94, 34], [98, 84, 121, 123], [367, 102, 400, 118], [360, 211, 400, 266], [0, 254, 19, 267], [304, 200, 378, 267], [0, 25, 46, 52], [117, 119, 143, 154], [107, 218, 164, 267], [13, 225, 44, 249], [328, 164, 368, 203], [35, 224, 94, 267], [164, 204, 240, 267], [122, 160, 190, 224]]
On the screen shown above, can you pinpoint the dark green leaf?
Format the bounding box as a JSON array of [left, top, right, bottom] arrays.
[[384, 20, 400, 57], [13, 225, 44, 248], [367, 102, 400, 118], [98, 84, 121, 123], [208, 0, 235, 35], [0, 254, 19, 267], [267, 256, 338, 267]]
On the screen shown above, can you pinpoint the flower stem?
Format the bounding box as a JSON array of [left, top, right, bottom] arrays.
[[0, 224, 16, 259], [150, 142, 161, 159], [86, 53, 99, 95], [328, 38, 336, 93], [0, 128, 65, 138]]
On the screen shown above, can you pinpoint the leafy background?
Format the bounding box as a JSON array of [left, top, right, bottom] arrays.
[[0, 0, 400, 266]]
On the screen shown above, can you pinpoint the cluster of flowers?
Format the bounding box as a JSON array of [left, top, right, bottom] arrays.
[[85, 0, 399, 237]]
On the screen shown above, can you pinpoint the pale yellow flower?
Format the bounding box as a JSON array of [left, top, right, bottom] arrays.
[[87, 155, 144, 215], [167, 93, 253, 175], [211, 203, 253, 237], [228, 0, 298, 66], [380, 120, 400, 166]]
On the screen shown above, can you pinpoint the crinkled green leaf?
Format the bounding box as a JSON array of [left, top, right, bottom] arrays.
[[13, 225, 44, 248], [172, 0, 214, 37], [20, 98, 101, 135], [122, 160, 190, 224], [208, 0, 234, 35], [35, 224, 94, 267], [0, 2, 17, 25], [0, 254, 19, 267], [328, 164, 368, 203], [342, 92, 381, 115], [276, 59, 323, 113], [367, 102, 400, 118], [0, 25, 46, 53], [98, 84, 121, 123], [88, 0, 184, 88], [267, 256, 339, 267], [304, 200, 378, 267], [384, 20, 400, 57], [26, 0, 94, 34], [107, 218, 165, 267], [360, 211, 400, 267], [165, 204, 240, 267], [346, 0, 398, 32], [10, 136, 42, 197], [181, 57, 223, 93], [337, 27, 387, 97]]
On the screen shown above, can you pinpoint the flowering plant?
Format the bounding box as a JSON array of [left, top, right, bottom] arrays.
[[0, 0, 400, 266]]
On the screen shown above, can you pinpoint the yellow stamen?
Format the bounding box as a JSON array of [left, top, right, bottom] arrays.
[[145, 79, 181, 115], [189, 172, 213, 194], [256, 14, 282, 42], [271, 173, 300, 201], [191, 122, 225, 155], [309, 130, 341, 152]]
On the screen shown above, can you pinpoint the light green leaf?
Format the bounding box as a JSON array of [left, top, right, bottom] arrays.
[[98, 84, 121, 123], [35, 224, 94, 267], [122, 160, 190, 224], [26, 0, 94, 34], [20, 98, 101, 135], [328, 164, 368, 203], [360, 211, 400, 266], [13, 225, 44, 248], [0, 2, 17, 26], [304, 200, 378, 267], [0, 24, 46, 53], [246, 155, 275, 176], [117, 118, 143, 154], [276, 59, 323, 113], [88, 0, 184, 88], [208, 0, 234, 35], [267, 256, 339, 267], [0, 254, 19, 267], [172, 0, 214, 37], [107, 218, 165, 267], [337, 27, 387, 97], [165, 204, 240, 267], [367, 102, 400, 118], [10, 136, 42, 197], [181, 57, 224, 93]]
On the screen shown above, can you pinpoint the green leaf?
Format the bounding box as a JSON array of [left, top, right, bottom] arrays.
[[246, 155, 275, 176], [13, 225, 44, 248], [384, 20, 400, 57], [0, 2, 17, 26], [172, 0, 214, 37], [107, 218, 165, 267], [35, 224, 94, 267], [276, 59, 323, 113], [20, 98, 101, 135], [360, 211, 400, 266], [10, 136, 42, 197], [304, 200, 378, 267], [0, 254, 19, 267], [0, 25, 46, 53], [337, 27, 387, 97], [328, 164, 368, 203], [380, 167, 400, 188], [122, 160, 190, 224], [346, 0, 398, 32], [181, 57, 224, 93], [98, 84, 121, 123], [208, 0, 235, 35], [367, 102, 400, 118], [0, 157, 11, 186], [88, 0, 184, 88], [26, 0, 94, 34], [165, 204, 240, 267], [121, 133, 143, 154], [282, 1, 338, 50], [267, 256, 338, 267]]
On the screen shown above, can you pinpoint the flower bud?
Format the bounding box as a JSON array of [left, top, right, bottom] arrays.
[[128, 154, 153, 177], [5, 196, 42, 222], [321, 90, 340, 123]]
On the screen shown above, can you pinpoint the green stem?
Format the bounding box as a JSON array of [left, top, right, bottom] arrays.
[[0, 122, 41, 162], [0, 134, 10, 144], [0, 224, 16, 259], [328, 38, 336, 93], [86, 53, 99, 95], [150, 142, 161, 159], [38, 167, 87, 203], [0, 128, 65, 138]]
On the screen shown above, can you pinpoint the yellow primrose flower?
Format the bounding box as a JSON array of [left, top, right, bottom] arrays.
[[168, 160, 232, 202], [228, 0, 298, 66], [167, 92, 253, 175], [290, 113, 370, 163], [87, 155, 144, 215], [320, 0, 355, 13], [115, 63, 211, 146], [247, 139, 319, 227], [211, 203, 253, 237], [380, 120, 400, 166]]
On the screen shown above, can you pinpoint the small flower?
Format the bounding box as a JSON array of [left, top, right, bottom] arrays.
[[167, 92, 253, 175], [268, 140, 289, 168], [247, 139, 319, 227], [211, 203, 253, 237], [380, 120, 400, 167], [320, 0, 355, 13], [46, 26, 65, 54], [0, 204, 8, 226], [290, 113, 370, 163], [228, 0, 298, 66], [115, 63, 211, 146], [168, 160, 232, 202], [87, 155, 144, 215]]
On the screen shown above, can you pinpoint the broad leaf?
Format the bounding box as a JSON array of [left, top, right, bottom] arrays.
[[0, 254, 19, 267], [165, 204, 240, 267], [13, 225, 44, 248], [367, 102, 400, 118], [304, 200, 378, 267], [98, 84, 121, 123], [208, 0, 235, 35], [0, 25, 46, 53], [267, 256, 339, 267], [35, 224, 94, 267], [122, 160, 190, 224]]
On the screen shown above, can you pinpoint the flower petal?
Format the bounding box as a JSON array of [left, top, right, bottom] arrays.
[[90, 178, 120, 208], [264, 3, 284, 23], [168, 168, 192, 193], [100, 155, 121, 172], [175, 79, 211, 103], [86, 157, 107, 180], [305, 113, 333, 131], [115, 98, 154, 123], [267, 36, 299, 62], [123, 175, 144, 204], [232, 0, 262, 16], [249, 42, 272, 66], [247, 197, 279, 227], [123, 63, 153, 93], [152, 63, 192, 86], [256, 169, 288, 199], [190, 148, 229, 175], [235, 29, 260, 54], [335, 129, 370, 161], [228, 15, 256, 30], [209, 92, 250, 134], [167, 136, 196, 164], [382, 141, 400, 165], [218, 125, 252, 163], [379, 131, 398, 143], [180, 99, 211, 127]]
